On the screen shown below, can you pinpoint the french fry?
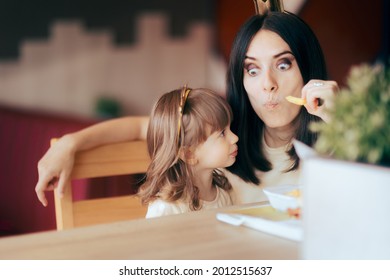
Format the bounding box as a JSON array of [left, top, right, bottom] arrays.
[[286, 96, 306, 105]]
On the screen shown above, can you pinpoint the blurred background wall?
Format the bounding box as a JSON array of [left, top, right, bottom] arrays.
[[0, 0, 386, 118], [0, 0, 224, 118], [0, 0, 388, 235]]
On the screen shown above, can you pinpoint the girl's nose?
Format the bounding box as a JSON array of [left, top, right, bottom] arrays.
[[230, 132, 239, 144]]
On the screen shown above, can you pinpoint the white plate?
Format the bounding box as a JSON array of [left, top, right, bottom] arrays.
[[263, 185, 301, 212]]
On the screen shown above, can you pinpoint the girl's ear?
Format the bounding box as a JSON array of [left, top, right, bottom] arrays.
[[178, 146, 198, 165]]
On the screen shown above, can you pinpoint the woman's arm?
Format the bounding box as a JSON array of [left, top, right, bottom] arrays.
[[35, 116, 149, 206]]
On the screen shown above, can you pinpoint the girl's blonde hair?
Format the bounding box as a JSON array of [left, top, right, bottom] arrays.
[[138, 87, 233, 210]]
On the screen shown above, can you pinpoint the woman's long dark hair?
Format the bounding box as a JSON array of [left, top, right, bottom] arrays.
[[226, 12, 328, 184]]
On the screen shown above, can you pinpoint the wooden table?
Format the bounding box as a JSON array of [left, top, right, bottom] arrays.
[[0, 204, 299, 260]]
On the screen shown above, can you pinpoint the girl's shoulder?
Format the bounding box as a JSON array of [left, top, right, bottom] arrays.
[[145, 199, 189, 218]]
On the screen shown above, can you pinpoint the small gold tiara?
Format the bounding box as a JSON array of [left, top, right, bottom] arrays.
[[177, 87, 191, 146], [253, 0, 284, 15]]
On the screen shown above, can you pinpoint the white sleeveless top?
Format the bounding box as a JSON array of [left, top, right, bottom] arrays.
[[145, 187, 233, 218]]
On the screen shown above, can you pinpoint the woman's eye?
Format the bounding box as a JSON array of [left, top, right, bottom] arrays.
[[247, 68, 259, 76], [277, 60, 292, 71]]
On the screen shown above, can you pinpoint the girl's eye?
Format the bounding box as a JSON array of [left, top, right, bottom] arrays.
[[219, 129, 226, 137], [277, 59, 292, 71]]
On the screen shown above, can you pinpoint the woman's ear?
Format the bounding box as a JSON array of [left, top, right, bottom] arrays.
[[178, 146, 198, 165]]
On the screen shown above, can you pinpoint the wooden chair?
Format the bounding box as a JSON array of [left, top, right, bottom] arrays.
[[52, 140, 150, 230]]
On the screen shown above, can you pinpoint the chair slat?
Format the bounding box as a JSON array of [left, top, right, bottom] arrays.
[[53, 140, 150, 230]]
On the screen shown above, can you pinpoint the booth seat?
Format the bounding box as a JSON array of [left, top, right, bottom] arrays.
[[0, 105, 137, 236]]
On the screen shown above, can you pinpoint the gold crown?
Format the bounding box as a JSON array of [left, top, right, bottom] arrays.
[[253, 0, 284, 15]]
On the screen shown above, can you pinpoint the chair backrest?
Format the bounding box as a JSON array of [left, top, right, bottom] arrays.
[[53, 140, 150, 230]]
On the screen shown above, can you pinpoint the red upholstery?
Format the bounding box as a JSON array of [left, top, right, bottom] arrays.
[[0, 106, 96, 235]]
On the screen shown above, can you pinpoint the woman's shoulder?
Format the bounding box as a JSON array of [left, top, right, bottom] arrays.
[[215, 187, 234, 205], [219, 168, 268, 204]]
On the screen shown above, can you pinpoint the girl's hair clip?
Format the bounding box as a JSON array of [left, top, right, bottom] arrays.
[[252, 0, 285, 15]]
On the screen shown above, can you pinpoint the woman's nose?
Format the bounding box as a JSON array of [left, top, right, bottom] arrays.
[[262, 69, 278, 92]]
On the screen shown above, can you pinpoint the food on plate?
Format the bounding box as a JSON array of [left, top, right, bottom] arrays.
[[287, 207, 301, 219], [285, 188, 301, 198], [285, 189, 302, 219]]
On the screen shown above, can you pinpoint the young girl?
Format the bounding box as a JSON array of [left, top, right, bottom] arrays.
[[139, 87, 239, 218]]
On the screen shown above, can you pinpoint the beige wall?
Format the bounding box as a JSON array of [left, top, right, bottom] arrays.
[[0, 13, 226, 117]]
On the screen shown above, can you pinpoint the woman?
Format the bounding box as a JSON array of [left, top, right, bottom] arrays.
[[223, 12, 338, 203], [35, 11, 338, 207]]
